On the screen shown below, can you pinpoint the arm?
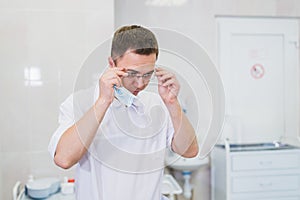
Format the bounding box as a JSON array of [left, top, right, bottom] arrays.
[[54, 98, 110, 169], [156, 68, 199, 158], [54, 64, 126, 169]]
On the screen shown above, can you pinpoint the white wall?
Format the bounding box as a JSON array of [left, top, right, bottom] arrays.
[[1, 0, 300, 200], [114, 0, 300, 200], [115, 0, 300, 62], [0, 1, 114, 199]]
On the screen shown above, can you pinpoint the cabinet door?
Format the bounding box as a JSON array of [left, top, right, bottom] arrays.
[[217, 17, 299, 143]]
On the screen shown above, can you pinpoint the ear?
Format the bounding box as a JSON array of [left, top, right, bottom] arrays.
[[108, 57, 115, 68]]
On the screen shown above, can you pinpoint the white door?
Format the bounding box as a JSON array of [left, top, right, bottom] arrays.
[[217, 17, 299, 143]]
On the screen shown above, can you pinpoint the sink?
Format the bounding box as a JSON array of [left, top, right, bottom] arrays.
[[165, 150, 209, 200], [165, 150, 209, 171], [216, 142, 298, 152]]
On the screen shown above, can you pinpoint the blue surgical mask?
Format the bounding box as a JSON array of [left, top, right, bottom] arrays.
[[113, 85, 136, 107]]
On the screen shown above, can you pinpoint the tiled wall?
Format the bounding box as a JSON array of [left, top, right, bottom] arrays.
[[2, 0, 300, 200], [0, 1, 114, 199]]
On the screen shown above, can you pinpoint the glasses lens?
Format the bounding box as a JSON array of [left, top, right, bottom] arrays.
[[124, 68, 156, 82], [127, 71, 138, 79], [143, 71, 155, 81]]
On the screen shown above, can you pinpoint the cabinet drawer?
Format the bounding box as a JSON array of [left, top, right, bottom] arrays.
[[232, 197, 300, 200], [256, 198, 300, 200], [232, 175, 300, 193], [231, 152, 300, 171]]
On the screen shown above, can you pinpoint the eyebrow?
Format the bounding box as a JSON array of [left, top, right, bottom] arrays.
[[126, 69, 154, 74]]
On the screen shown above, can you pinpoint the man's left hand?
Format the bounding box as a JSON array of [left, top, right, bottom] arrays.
[[155, 67, 180, 104]]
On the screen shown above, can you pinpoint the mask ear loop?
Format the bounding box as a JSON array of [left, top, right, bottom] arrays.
[[152, 67, 157, 81], [131, 98, 146, 115]]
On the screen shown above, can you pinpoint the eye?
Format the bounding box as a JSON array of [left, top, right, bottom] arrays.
[[143, 71, 154, 77], [127, 71, 138, 77], [143, 72, 152, 77]]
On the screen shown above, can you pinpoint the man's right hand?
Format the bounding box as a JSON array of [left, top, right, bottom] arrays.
[[98, 66, 127, 106]]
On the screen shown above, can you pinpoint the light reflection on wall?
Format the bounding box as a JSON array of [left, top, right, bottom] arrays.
[[24, 67, 43, 87], [145, 0, 187, 7]]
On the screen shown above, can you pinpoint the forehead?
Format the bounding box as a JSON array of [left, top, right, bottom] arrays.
[[116, 51, 156, 71]]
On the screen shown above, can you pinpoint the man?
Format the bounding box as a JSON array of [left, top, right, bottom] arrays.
[[49, 25, 198, 200]]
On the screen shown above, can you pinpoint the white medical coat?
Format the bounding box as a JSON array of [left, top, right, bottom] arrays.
[[48, 86, 174, 200]]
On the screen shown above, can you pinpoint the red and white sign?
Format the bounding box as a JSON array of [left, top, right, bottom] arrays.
[[250, 63, 265, 79]]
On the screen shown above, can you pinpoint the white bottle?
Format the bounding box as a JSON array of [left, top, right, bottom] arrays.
[[60, 177, 75, 195]]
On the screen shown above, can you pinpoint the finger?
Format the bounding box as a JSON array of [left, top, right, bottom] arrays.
[[110, 67, 125, 72], [110, 67, 128, 77], [155, 67, 164, 72], [104, 68, 127, 79], [112, 76, 122, 87], [162, 79, 176, 87], [114, 67, 126, 71], [155, 68, 168, 76], [157, 78, 164, 86], [158, 73, 174, 81], [108, 77, 122, 88], [115, 70, 128, 77], [102, 71, 122, 85], [156, 70, 175, 81]]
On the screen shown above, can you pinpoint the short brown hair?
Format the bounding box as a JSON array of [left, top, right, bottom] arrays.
[[111, 25, 159, 61]]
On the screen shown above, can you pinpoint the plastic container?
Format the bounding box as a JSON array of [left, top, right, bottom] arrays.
[[25, 177, 60, 199]]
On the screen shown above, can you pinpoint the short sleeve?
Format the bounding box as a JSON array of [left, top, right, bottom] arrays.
[[166, 110, 175, 149], [48, 94, 75, 158]]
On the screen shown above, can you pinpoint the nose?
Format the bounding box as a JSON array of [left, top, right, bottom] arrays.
[[135, 77, 145, 88]]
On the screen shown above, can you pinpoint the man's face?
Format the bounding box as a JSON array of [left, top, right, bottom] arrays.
[[115, 51, 156, 96]]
